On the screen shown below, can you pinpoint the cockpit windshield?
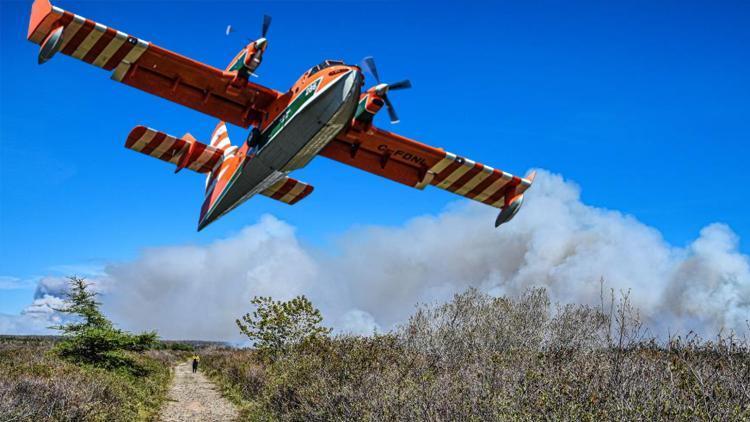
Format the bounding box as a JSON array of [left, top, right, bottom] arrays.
[[308, 59, 346, 75]]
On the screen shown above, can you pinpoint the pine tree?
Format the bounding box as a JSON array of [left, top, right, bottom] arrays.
[[54, 276, 111, 334], [54, 276, 157, 368]]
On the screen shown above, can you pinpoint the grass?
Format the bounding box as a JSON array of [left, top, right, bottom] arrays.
[[202, 287, 750, 421], [0, 337, 182, 422]]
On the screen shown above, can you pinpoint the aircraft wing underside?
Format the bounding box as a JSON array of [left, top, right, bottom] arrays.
[[27, 0, 280, 128], [321, 126, 534, 210]]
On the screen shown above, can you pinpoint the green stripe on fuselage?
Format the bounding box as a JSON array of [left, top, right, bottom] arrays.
[[259, 77, 322, 149], [202, 77, 325, 221]]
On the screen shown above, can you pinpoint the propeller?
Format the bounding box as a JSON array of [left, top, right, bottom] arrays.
[[225, 15, 272, 77], [361, 56, 411, 124], [261, 15, 272, 38], [253, 15, 272, 52], [226, 14, 271, 46]]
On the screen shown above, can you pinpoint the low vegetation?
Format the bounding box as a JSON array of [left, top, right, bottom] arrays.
[[0, 277, 186, 422], [204, 288, 750, 420], [0, 339, 179, 421], [3, 278, 748, 420]]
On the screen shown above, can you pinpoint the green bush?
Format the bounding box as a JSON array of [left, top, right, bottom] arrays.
[[236, 295, 331, 360], [52, 277, 157, 371]]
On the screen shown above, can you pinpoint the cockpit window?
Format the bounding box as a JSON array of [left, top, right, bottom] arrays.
[[308, 59, 346, 75]]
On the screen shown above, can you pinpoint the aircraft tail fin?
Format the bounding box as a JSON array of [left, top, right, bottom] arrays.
[[204, 121, 238, 191]]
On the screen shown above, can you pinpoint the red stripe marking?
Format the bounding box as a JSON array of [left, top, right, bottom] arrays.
[[212, 122, 226, 137], [271, 179, 298, 200], [189, 145, 214, 171], [185, 144, 208, 169], [484, 177, 521, 206], [159, 138, 183, 161], [82, 27, 115, 64], [212, 131, 228, 146], [141, 132, 167, 156], [289, 185, 314, 204], [445, 163, 484, 193], [125, 126, 147, 149], [40, 12, 75, 43], [38, 12, 74, 43], [103, 37, 135, 70], [432, 160, 464, 185], [199, 152, 223, 173], [61, 19, 95, 56], [466, 170, 502, 199], [60, 12, 75, 25]]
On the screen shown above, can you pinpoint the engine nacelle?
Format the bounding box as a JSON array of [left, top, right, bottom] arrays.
[[226, 39, 267, 88], [352, 89, 385, 129]]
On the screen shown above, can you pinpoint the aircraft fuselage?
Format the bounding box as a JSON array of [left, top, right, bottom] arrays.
[[198, 63, 363, 229]]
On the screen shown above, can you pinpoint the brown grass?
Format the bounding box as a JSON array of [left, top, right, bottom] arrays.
[[0, 338, 180, 422], [203, 287, 750, 420]]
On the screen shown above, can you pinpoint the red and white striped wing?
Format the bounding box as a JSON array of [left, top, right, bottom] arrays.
[[27, 0, 279, 128], [261, 177, 314, 205], [28, 2, 148, 70], [125, 126, 224, 174], [427, 152, 532, 208], [323, 126, 533, 209]]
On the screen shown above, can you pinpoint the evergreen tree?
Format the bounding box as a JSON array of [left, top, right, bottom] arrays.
[[54, 276, 157, 368]]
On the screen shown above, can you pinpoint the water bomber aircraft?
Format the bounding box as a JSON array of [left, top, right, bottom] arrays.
[[27, 0, 535, 231]]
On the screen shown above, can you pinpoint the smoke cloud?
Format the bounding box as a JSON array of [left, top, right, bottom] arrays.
[[2, 170, 748, 340]]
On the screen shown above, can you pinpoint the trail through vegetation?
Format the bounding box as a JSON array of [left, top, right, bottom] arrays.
[[159, 362, 238, 422]]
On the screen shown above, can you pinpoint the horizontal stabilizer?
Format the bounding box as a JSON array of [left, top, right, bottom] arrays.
[[260, 177, 314, 205], [125, 126, 223, 173]]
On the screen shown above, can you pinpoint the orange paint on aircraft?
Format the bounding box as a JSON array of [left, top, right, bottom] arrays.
[[26, 0, 534, 230]]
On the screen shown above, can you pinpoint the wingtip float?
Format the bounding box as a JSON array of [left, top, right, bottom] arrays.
[[27, 0, 534, 231]]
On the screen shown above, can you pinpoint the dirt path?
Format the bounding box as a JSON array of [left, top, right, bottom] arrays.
[[159, 362, 239, 422]]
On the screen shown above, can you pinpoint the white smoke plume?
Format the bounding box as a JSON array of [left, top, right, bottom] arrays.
[[2, 170, 748, 340], [0, 276, 72, 335]]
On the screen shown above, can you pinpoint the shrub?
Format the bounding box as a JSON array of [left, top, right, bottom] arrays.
[[0, 339, 173, 422], [205, 287, 750, 420], [236, 295, 331, 360]]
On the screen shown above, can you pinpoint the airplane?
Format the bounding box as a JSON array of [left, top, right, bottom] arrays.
[[26, 0, 535, 231]]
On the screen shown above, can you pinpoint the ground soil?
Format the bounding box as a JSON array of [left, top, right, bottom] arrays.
[[159, 362, 239, 422]]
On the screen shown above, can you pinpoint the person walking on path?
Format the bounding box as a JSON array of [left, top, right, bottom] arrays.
[[191, 354, 200, 373]]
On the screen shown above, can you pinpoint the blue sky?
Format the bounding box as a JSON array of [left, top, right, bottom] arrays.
[[1, 0, 749, 315]]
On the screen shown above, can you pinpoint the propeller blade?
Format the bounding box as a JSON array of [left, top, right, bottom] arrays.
[[388, 79, 412, 91], [262, 15, 272, 38], [383, 95, 399, 124], [362, 56, 381, 84]]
